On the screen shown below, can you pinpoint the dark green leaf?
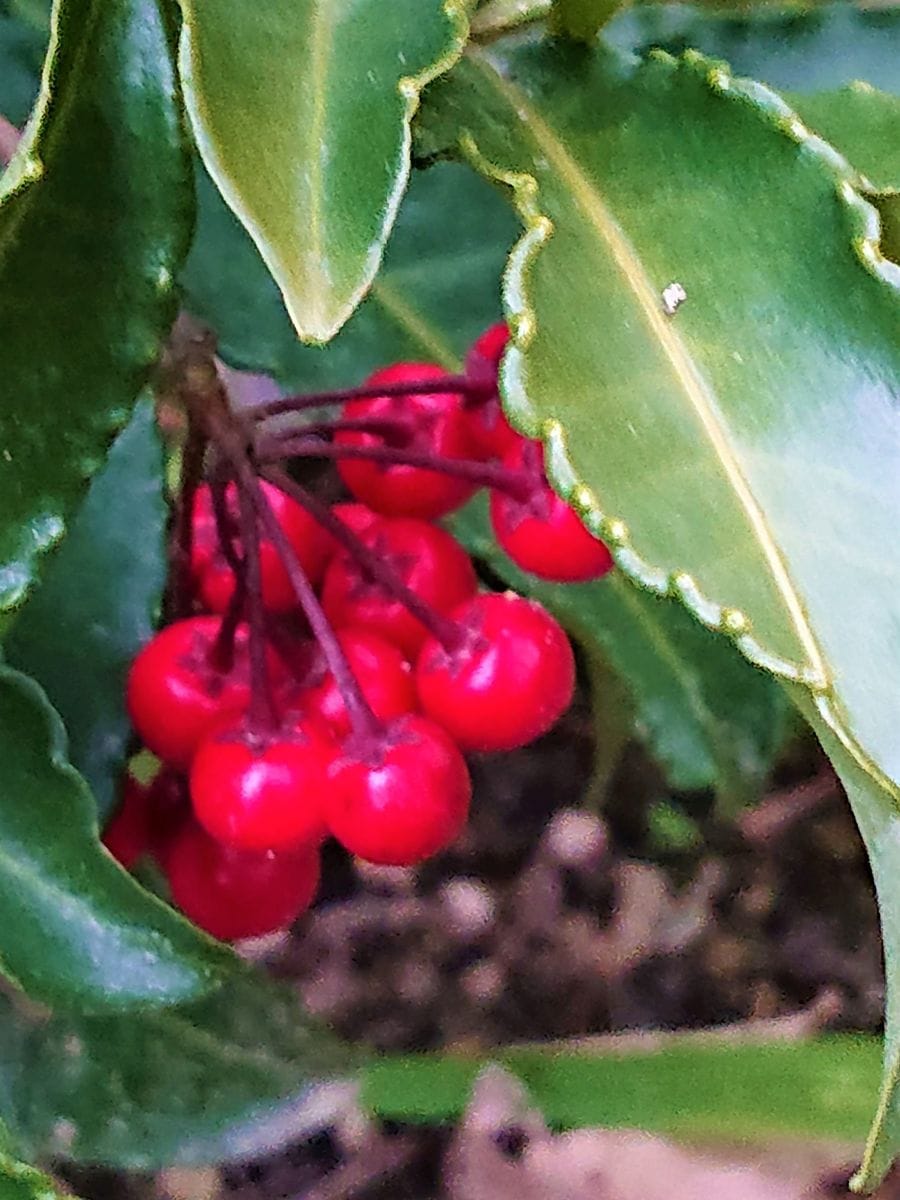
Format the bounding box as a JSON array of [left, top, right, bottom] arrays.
[[177, 0, 469, 342], [418, 38, 900, 1181], [0, 667, 232, 1011], [604, 3, 900, 94], [453, 496, 786, 803], [182, 159, 518, 386], [5, 400, 167, 823], [788, 85, 900, 192], [0, 0, 192, 615], [0, 973, 354, 1169], [363, 1035, 880, 1140]]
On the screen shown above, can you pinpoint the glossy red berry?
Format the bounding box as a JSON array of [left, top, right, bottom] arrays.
[[463, 323, 519, 461], [416, 593, 575, 751], [190, 718, 334, 851], [192, 479, 330, 613], [325, 715, 471, 866], [490, 437, 614, 582], [166, 820, 320, 941], [318, 502, 383, 565], [305, 628, 416, 737], [335, 362, 477, 519], [127, 617, 268, 769], [322, 517, 477, 657]]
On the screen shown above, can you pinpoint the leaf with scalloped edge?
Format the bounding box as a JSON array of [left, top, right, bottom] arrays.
[[416, 37, 900, 1186], [0, 0, 192, 615], [0, 666, 232, 1011], [605, 3, 900, 94], [177, 0, 470, 344]]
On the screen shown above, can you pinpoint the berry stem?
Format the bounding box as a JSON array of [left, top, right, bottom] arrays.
[[236, 477, 279, 735], [284, 415, 416, 441], [249, 476, 384, 743], [165, 414, 206, 621], [209, 579, 244, 675], [250, 374, 489, 421], [258, 437, 534, 501], [261, 466, 464, 651]]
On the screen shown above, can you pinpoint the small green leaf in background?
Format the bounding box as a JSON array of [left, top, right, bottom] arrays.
[[0, 0, 192, 616], [0, 974, 354, 1169], [0, 1153, 74, 1200], [363, 1035, 880, 1142], [5, 400, 167, 823], [453, 497, 787, 807], [0, 2, 44, 125], [182, 160, 518, 387], [0, 668, 232, 1011], [787, 85, 900, 193], [177, 0, 469, 344]]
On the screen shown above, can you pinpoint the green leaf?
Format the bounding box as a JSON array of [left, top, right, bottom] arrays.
[[0, 1153, 73, 1200], [550, 0, 624, 42], [177, 0, 469, 344], [452, 496, 786, 803], [5, 400, 166, 823], [787, 85, 900, 193], [794, 695, 900, 1192], [0, 667, 232, 1011], [0, 0, 192, 616], [363, 1035, 880, 1141], [0, 974, 354, 1169], [418, 38, 900, 1183], [604, 4, 900, 94], [182, 159, 518, 385]]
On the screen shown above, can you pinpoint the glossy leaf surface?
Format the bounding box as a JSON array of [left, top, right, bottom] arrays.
[[0, 974, 354, 1169], [0, 0, 191, 614], [418, 38, 900, 1182], [453, 496, 786, 801], [6, 401, 167, 822], [178, 0, 469, 343], [182, 159, 517, 386], [0, 668, 231, 1011]]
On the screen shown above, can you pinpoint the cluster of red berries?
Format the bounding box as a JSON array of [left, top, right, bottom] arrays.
[[104, 325, 614, 942]]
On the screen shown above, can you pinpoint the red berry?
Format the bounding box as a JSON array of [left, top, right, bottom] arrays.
[[305, 628, 416, 737], [192, 479, 330, 614], [321, 517, 478, 657], [463, 323, 519, 461], [102, 775, 153, 869], [335, 362, 476, 519], [127, 617, 271, 769], [190, 719, 334, 851], [490, 437, 614, 582], [325, 715, 471, 865], [166, 820, 320, 941], [318, 502, 383, 565], [416, 593, 575, 751]]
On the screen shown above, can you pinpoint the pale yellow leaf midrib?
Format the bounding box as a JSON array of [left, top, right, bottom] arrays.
[[467, 48, 826, 685], [302, 1, 337, 287]]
